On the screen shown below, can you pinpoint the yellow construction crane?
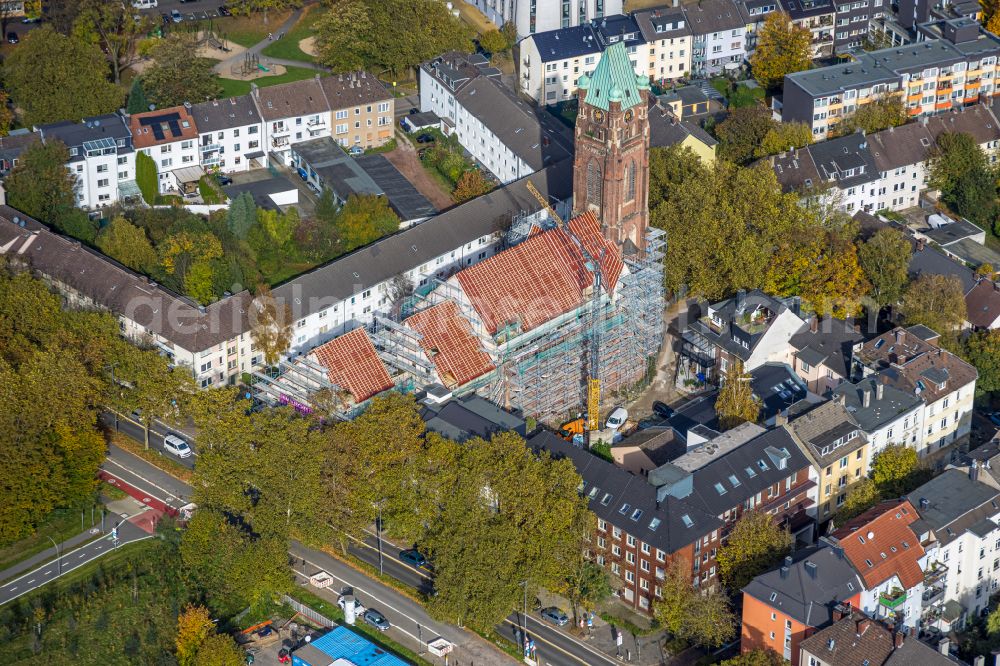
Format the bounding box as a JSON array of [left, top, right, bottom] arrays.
[[525, 181, 603, 436]]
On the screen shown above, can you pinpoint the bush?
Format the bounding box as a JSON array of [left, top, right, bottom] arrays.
[[136, 152, 158, 204]]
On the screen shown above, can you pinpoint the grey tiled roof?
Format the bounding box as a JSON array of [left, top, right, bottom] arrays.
[[831, 377, 923, 432], [789, 317, 868, 381], [905, 469, 1000, 546], [190, 95, 261, 133]]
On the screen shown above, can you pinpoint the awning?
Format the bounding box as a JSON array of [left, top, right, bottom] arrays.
[[245, 151, 265, 160], [117, 179, 141, 199], [942, 600, 964, 622], [171, 165, 206, 185]]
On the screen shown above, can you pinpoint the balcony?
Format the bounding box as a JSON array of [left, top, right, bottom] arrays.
[[200, 143, 222, 153], [271, 137, 289, 149], [922, 586, 944, 606], [307, 117, 326, 128], [271, 125, 290, 137], [924, 562, 947, 585], [879, 588, 907, 610], [202, 153, 221, 166]]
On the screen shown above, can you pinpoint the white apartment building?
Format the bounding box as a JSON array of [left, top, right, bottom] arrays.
[[465, 0, 622, 37], [252, 77, 332, 167], [685, 0, 747, 77], [832, 377, 925, 460], [190, 96, 265, 173], [128, 105, 201, 195], [36, 115, 138, 210], [635, 6, 693, 83], [421, 53, 572, 183]]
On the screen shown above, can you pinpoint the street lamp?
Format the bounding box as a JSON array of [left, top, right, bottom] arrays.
[[46, 536, 61, 576], [375, 499, 386, 576], [519, 579, 529, 654]]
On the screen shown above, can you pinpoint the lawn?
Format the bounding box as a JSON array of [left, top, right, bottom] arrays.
[[261, 5, 324, 62], [712, 77, 766, 109], [213, 12, 294, 48], [0, 507, 98, 577], [215, 65, 321, 97]]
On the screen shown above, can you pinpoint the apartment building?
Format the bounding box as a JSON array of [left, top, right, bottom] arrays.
[[421, 52, 572, 183], [190, 96, 264, 173], [780, 18, 1000, 139], [786, 317, 867, 395], [252, 76, 331, 166], [853, 326, 978, 461], [832, 0, 882, 52], [519, 24, 603, 104], [786, 400, 869, 521], [737, 0, 781, 52], [466, 0, 621, 37], [741, 545, 864, 665], [832, 376, 924, 459], [36, 115, 137, 209], [635, 6, 693, 84], [780, 0, 837, 58], [685, 0, 748, 77], [319, 71, 394, 150], [128, 105, 201, 195]]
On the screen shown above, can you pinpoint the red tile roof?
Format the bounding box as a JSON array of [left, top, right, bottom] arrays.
[[128, 106, 199, 149], [311, 328, 393, 403], [405, 301, 495, 388], [831, 500, 925, 590], [455, 211, 623, 336], [965, 280, 1000, 329]]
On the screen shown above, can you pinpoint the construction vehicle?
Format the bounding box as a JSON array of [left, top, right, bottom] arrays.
[[526, 181, 604, 441], [558, 417, 586, 445]]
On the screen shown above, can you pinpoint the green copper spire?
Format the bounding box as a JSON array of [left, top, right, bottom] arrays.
[[583, 42, 643, 112]]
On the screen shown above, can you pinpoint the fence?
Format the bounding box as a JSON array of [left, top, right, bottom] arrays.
[[282, 594, 336, 628]]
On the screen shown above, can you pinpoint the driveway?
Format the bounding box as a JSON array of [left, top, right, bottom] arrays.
[[382, 133, 454, 212]]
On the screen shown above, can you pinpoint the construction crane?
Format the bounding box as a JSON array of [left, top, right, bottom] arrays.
[[525, 181, 604, 438]]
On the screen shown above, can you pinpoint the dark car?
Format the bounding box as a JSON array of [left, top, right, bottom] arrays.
[[219, 5, 232, 16], [540, 607, 569, 627], [6, 32, 18, 44], [399, 548, 428, 569], [416, 133, 435, 144], [652, 401, 674, 419], [362, 609, 390, 632], [989, 412, 1000, 427], [161, 12, 170, 25], [215, 173, 233, 186]]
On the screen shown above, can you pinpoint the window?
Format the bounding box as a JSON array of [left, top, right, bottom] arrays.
[[587, 160, 602, 207], [96, 164, 108, 173], [97, 178, 109, 188], [626, 161, 636, 201]]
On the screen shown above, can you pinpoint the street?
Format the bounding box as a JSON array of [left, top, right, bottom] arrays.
[[100, 411, 198, 469]]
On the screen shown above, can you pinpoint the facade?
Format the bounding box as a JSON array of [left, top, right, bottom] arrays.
[[519, 24, 604, 104], [787, 317, 867, 395], [833, 0, 882, 53], [253, 77, 332, 166], [190, 96, 264, 173], [128, 105, 201, 195], [319, 72, 394, 150], [780, 0, 837, 58], [466, 0, 621, 37], [635, 7, 693, 84], [832, 377, 924, 459], [36, 115, 137, 209], [685, 0, 747, 77], [780, 18, 1000, 140]]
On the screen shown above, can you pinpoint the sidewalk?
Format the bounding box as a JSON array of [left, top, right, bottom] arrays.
[[0, 527, 100, 585], [213, 7, 329, 75]]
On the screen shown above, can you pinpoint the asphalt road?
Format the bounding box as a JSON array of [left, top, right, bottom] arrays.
[[0, 519, 151, 606], [100, 411, 198, 469]]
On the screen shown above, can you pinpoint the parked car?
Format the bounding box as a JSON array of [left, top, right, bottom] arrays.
[[606, 407, 628, 430], [6, 32, 18, 44], [399, 548, 429, 569], [540, 607, 569, 626], [171, 9, 183, 22], [163, 434, 192, 458], [363, 609, 390, 632], [337, 595, 365, 616], [348, 145, 364, 156], [218, 6, 233, 16], [296, 167, 309, 181], [989, 412, 1000, 427], [21, 16, 40, 23], [416, 133, 435, 144], [652, 401, 674, 419], [215, 173, 232, 186]]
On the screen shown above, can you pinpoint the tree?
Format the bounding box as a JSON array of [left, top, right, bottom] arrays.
[[716, 511, 792, 590], [249, 284, 293, 366], [184, 261, 218, 304], [653, 556, 696, 637], [142, 35, 221, 108], [780, 230, 869, 318], [719, 649, 787, 666], [259, 206, 299, 246], [563, 560, 612, 620], [226, 192, 258, 239], [175, 605, 214, 666], [0, 91, 14, 137], [109, 341, 192, 450], [976, 263, 995, 280], [716, 105, 776, 165], [333, 194, 400, 253], [226, 0, 301, 23], [684, 591, 738, 649], [837, 95, 906, 135], [834, 477, 878, 523], [313, 0, 370, 72], [989, 11, 1000, 37], [452, 169, 492, 203], [75, 0, 153, 84], [756, 121, 812, 158], [859, 228, 912, 308], [988, 604, 1000, 636], [136, 152, 159, 204], [750, 12, 812, 90], [3, 27, 122, 125], [900, 274, 967, 346], [653, 556, 736, 648], [928, 132, 999, 229], [716, 360, 761, 430], [194, 634, 245, 666], [479, 29, 509, 59], [967, 330, 1000, 395], [96, 217, 157, 273], [871, 444, 930, 498], [127, 78, 150, 115]]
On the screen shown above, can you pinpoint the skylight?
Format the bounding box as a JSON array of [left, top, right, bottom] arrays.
[[714, 482, 727, 495], [728, 475, 741, 488], [619, 503, 631, 515], [588, 487, 600, 498], [601, 493, 613, 506], [875, 338, 885, 349], [758, 460, 770, 471], [631, 509, 643, 522], [649, 518, 661, 531], [745, 466, 757, 478], [681, 514, 694, 528]]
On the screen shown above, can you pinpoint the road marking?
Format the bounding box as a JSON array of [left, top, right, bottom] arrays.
[[7, 587, 14, 591], [103, 457, 185, 504], [347, 533, 432, 583], [502, 617, 619, 666], [78, 553, 86, 558], [42, 571, 50, 576], [25, 580, 34, 585]]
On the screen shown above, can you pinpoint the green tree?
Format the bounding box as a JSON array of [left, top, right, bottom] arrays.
[[653, 556, 736, 647], [226, 191, 258, 239], [929, 132, 1000, 229], [837, 95, 906, 135], [988, 605, 1000, 636], [74, 0, 152, 84], [96, 216, 157, 273], [834, 477, 878, 523], [684, 591, 738, 649], [653, 556, 695, 637], [749, 11, 812, 90], [109, 341, 192, 450], [136, 151, 159, 204], [184, 261, 217, 304], [0, 91, 14, 137], [249, 284, 293, 366], [259, 206, 299, 246], [564, 560, 612, 619], [334, 194, 400, 252], [313, 0, 369, 72], [859, 228, 912, 308], [966, 330, 1000, 395], [452, 169, 492, 203], [194, 634, 245, 666], [756, 121, 812, 158], [143, 35, 221, 108], [226, 0, 301, 23], [716, 360, 761, 430], [716, 510, 792, 590], [871, 444, 930, 498], [716, 105, 776, 165], [900, 274, 968, 346], [719, 649, 787, 666], [479, 28, 509, 58], [127, 77, 150, 115], [3, 26, 122, 125], [175, 605, 214, 666]]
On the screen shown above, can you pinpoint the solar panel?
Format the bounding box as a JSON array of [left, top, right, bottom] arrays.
[[82, 137, 117, 152], [151, 124, 165, 141], [167, 120, 181, 137]]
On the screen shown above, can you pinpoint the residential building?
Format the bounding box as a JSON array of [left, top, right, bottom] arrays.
[[906, 468, 1000, 626], [655, 85, 711, 120], [421, 52, 572, 182], [737, 0, 782, 52], [825, 500, 926, 628], [252, 76, 331, 166], [853, 326, 978, 460], [519, 24, 604, 104], [36, 114, 137, 209], [780, 18, 1000, 140], [832, 376, 924, 458], [128, 105, 201, 195], [466, 0, 621, 37], [741, 545, 864, 665], [684, 0, 748, 77], [648, 102, 718, 163], [0, 131, 37, 178], [750, 362, 814, 425], [780, 0, 837, 58], [833, 0, 882, 53], [419, 390, 527, 442], [679, 290, 807, 384], [965, 280, 1000, 329], [787, 317, 867, 395], [319, 71, 394, 150], [190, 95, 264, 173], [786, 400, 869, 521], [635, 6, 693, 83]]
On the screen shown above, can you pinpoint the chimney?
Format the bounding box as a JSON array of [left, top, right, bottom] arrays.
[[863, 390, 871, 408], [780, 565, 789, 579], [810, 316, 819, 333], [805, 561, 818, 579], [940, 638, 951, 656], [857, 617, 871, 635], [975, 656, 986, 666], [775, 410, 789, 427], [971, 459, 980, 482], [894, 329, 904, 344], [876, 381, 884, 401], [895, 631, 906, 648], [836, 392, 847, 406], [832, 603, 848, 621]]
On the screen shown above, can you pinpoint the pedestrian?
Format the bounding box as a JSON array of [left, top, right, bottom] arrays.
[[267, 32, 273, 41]]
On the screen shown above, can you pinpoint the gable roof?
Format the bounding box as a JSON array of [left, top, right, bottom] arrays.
[[252, 76, 330, 121], [790, 317, 867, 380], [873, 340, 978, 404], [528, 24, 601, 63], [190, 95, 261, 133], [830, 499, 925, 590], [965, 279, 1000, 328], [908, 242, 977, 293], [404, 300, 495, 388], [581, 42, 646, 112], [808, 132, 880, 188], [318, 70, 391, 110], [310, 328, 394, 403], [682, 0, 747, 36], [799, 610, 896, 666], [787, 400, 865, 468], [831, 376, 923, 433], [128, 106, 199, 149], [454, 211, 623, 336], [634, 6, 692, 40], [905, 469, 1000, 546]]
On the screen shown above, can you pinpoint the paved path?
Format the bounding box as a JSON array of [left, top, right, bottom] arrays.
[[0, 529, 100, 585], [213, 6, 330, 76], [383, 131, 455, 212]]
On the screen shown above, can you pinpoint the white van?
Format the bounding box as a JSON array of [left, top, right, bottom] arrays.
[[132, 0, 158, 8]]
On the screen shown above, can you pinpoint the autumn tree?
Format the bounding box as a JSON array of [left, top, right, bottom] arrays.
[[929, 132, 999, 229], [653, 556, 737, 647], [226, 0, 301, 23], [837, 95, 906, 135], [750, 12, 812, 90], [988, 604, 1000, 635], [756, 121, 812, 158], [900, 274, 967, 346], [719, 649, 787, 666], [75, 0, 153, 84], [834, 477, 878, 523], [452, 169, 493, 202], [976, 263, 996, 280], [717, 511, 792, 590], [773, 229, 869, 317], [4, 27, 122, 125], [871, 444, 931, 498], [143, 35, 221, 108], [333, 194, 400, 252], [249, 284, 294, 366], [96, 217, 157, 273], [716, 105, 776, 165], [0, 91, 14, 137], [563, 558, 612, 621], [653, 556, 695, 637], [716, 360, 761, 430], [175, 605, 215, 666], [479, 28, 509, 59], [859, 228, 912, 309], [966, 329, 1000, 395]]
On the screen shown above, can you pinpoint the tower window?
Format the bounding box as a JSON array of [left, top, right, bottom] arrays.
[[587, 160, 602, 207], [626, 161, 636, 202]]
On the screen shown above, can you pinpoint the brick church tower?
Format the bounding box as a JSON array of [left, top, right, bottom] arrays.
[[572, 42, 651, 256]]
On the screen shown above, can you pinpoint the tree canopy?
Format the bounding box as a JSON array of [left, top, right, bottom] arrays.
[[74, 0, 152, 84], [716, 360, 761, 430], [966, 329, 1000, 395], [653, 556, 737, 648], [4, 26, 122, 126], [859, 228, 912, 308], [750, 11, 812, 90], [96, 216, 158, 274], [142, 35, 221, 108], [929, 132, 1000, 230], [836, 95, 906, 136], [871, 444, 931, 498], [900, 274, 967, 346], [716, 511, 792, 590]]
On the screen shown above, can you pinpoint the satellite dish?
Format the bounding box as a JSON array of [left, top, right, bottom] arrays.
[[148, 104, 156, 111]]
